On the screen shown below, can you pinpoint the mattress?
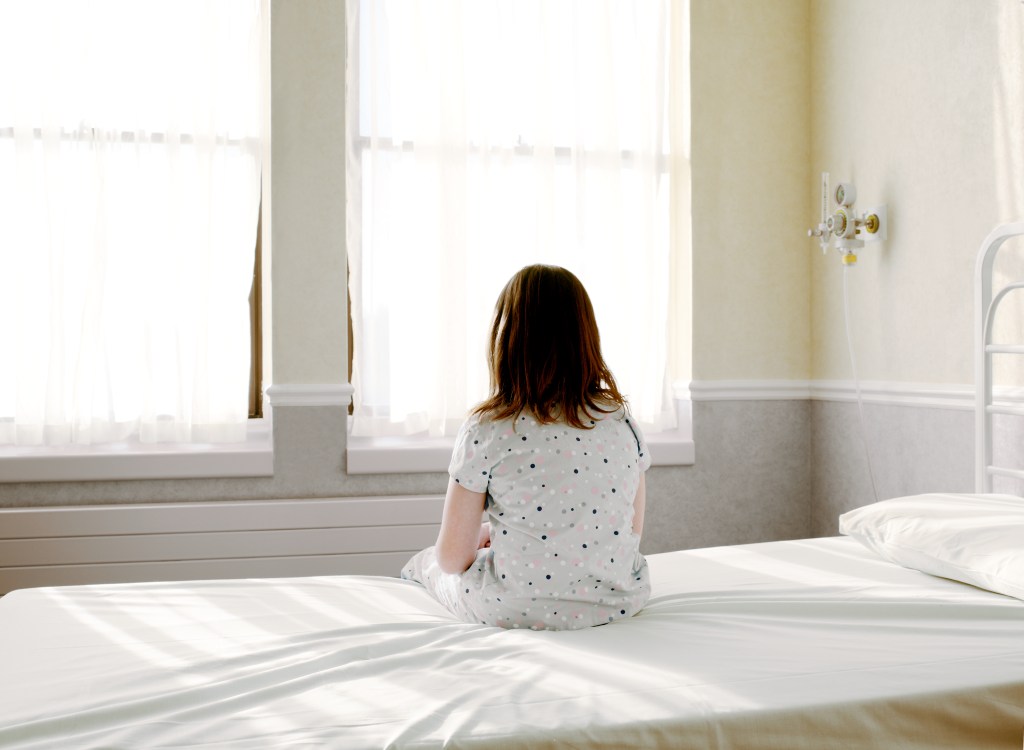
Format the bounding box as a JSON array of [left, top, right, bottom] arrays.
[[1, 536, 1022, 749]]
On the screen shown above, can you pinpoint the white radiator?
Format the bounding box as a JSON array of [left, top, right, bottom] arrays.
[[0, 495, 443, 594]]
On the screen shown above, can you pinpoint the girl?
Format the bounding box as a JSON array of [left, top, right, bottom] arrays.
[[401, 264, 650, 631]]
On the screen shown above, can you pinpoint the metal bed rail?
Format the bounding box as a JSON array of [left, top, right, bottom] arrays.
[[974, 221, 1024, 492]]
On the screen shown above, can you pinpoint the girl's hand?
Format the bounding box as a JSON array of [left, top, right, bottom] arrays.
[[478, 522, 492, 549]]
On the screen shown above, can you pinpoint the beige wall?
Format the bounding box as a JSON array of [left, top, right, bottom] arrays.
[[270, 0, 348, 386], [690, 0, 812, 382], [810, 0, 1024, 387], [690, 0, 1024, 388]]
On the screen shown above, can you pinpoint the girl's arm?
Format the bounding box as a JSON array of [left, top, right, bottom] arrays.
[[435, 478, 488, 574], [632, 472, 647, 538]]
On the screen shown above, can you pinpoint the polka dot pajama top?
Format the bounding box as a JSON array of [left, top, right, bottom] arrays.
[[405, 408, 651, 631]]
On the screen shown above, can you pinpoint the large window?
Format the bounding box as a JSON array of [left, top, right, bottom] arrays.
[[0, 1, 263, 447], [346, 0, 687, 439]]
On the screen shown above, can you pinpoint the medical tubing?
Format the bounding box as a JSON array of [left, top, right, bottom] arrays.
[[842, 264, 880, 503]]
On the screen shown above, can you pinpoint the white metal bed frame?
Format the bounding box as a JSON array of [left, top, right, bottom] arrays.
[[975, 221, 1024, 492]]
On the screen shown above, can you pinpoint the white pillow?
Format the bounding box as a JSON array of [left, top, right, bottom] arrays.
[[839, 493, 1024, 601]]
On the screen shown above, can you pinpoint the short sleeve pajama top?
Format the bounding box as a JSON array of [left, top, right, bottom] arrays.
[[407, 408, 652, 631]]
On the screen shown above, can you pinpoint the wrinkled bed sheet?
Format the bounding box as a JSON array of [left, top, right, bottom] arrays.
[[1, 537, 1023, 749]]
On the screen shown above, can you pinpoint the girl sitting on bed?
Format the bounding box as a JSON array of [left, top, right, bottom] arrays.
[[402, 264, 651, 631]]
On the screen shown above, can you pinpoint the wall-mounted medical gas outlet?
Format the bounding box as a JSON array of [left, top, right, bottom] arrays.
[[807, 172, 887, 265]]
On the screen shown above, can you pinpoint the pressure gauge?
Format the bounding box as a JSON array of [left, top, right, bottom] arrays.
[[834, 183, 856, 207]]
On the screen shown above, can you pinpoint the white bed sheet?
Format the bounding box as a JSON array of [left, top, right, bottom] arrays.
[[1, 536, 1023, 749]]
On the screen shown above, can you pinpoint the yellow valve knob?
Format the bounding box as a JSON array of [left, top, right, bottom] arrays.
[[842, 252, 858, 266]]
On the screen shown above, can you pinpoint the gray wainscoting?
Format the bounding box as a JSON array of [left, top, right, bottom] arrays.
[[809, 401, 975, 537], [642, 400, 812, 554]]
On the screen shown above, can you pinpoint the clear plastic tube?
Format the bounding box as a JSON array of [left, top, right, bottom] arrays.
[[842, 264, 880, 503]]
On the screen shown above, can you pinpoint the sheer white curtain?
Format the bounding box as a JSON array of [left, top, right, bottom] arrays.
[[346, 0, 680, 438], [0, 1, 263, 446]]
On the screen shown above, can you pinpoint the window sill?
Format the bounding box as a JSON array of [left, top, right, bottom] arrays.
[[347, 425, 695, 475], [0, 420, 273, 483]]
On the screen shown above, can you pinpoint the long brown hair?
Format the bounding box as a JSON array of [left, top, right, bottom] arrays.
[[473, 265, 625, 428]]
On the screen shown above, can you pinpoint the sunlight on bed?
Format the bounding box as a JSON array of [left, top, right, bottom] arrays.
[[3, 536, 1023, 749], [43, 587, 208, 673]]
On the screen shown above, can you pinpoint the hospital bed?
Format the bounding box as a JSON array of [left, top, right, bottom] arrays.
[[1, 226, 1023, 749]]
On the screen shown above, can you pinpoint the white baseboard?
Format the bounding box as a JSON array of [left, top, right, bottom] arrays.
[[265, 383, 354, 407], [265, 379, 1024, 410], [810, 380, 976, 409], [689, 380, 812, 401], [690, 379, 1024, 410]]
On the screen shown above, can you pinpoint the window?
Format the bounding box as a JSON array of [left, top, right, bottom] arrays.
[[345, 0, 688, 444], [0, 1, 264, 449]]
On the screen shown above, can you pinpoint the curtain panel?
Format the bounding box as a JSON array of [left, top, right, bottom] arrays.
[[0, 0, 263, 446], [346, 0, 682, 438]]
